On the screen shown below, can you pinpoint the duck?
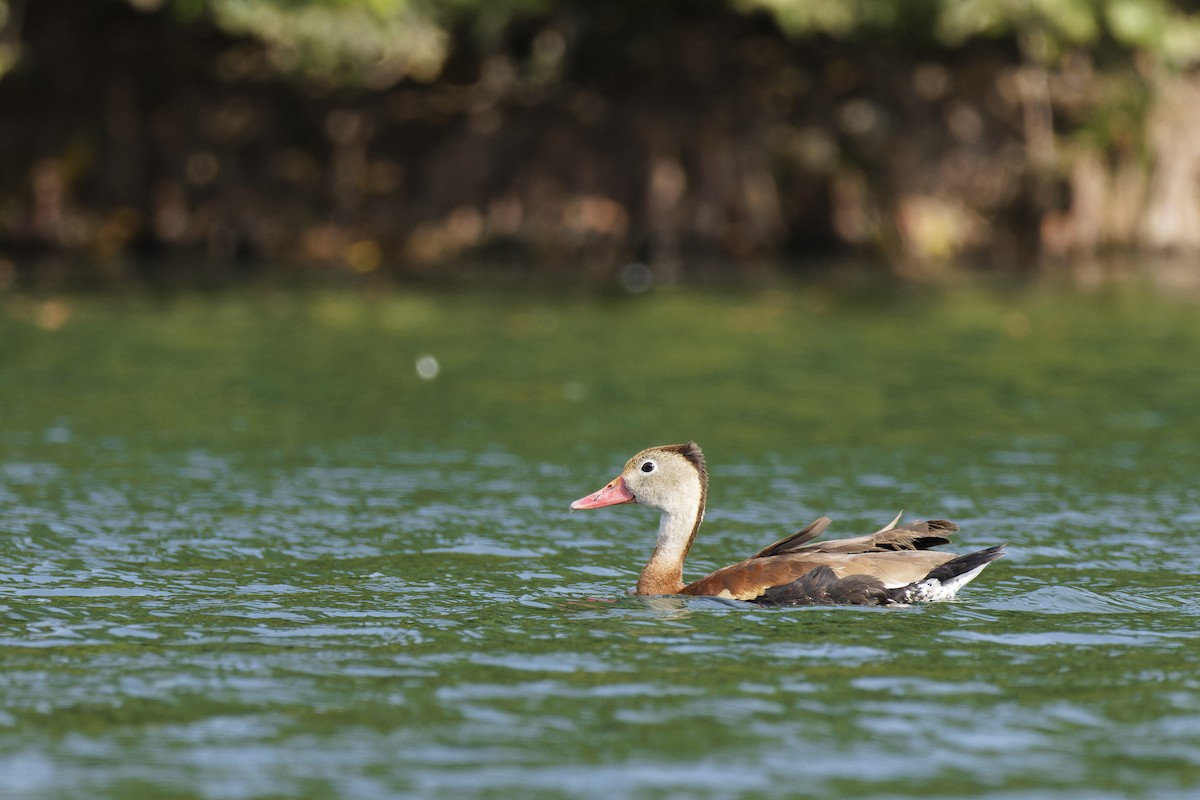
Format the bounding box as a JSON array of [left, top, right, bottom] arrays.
[[570, 442, 1004, 606]]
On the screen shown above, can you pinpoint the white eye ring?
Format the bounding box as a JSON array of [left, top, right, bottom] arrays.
[[640, 460, 656, 473]]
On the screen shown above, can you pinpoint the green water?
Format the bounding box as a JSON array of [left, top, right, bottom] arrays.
[[2, 281, 1200, 799]]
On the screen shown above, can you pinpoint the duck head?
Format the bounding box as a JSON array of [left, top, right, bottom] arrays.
[[570, 441, 707, 520]]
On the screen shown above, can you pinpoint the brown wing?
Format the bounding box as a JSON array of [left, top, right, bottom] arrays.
[[794, 519, 958, 554], [685, 517, 962, 601], [751, 516, 956, 558], [751, 516, 832, 558], [681, 549, 958, 601]]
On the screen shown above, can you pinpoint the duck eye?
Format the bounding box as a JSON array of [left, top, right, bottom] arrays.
[[641, 461, 656, 473]]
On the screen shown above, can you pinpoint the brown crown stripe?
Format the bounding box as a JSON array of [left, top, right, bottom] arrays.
[[662, 441, 707, 488]]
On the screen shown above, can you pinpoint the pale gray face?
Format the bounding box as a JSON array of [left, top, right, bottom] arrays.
[[618, 446, 705, 519], [571, 442, 707, 522]]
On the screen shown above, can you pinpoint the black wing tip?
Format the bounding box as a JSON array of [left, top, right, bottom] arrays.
[[880, 519, 959, 551], [972, 543, 1007, 562], [926, 544, 1007, 582]]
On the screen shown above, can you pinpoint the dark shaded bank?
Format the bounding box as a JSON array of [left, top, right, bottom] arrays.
[[0, 0, 1195, 289]]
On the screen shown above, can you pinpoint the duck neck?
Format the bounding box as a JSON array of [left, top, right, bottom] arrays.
[[635, 482, 706, 596]]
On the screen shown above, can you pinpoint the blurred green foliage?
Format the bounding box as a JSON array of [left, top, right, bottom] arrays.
[[161, 0, 558, 83], [1, 0, 1198, 84], [171, 0, 1200, 82], [736, 1, 1200, 65], [183, 0, 451, 84], [0, 0, 22, 75]]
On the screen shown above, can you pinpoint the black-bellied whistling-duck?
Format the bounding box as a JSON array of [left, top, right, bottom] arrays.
[[570, 442, 1004, 606]]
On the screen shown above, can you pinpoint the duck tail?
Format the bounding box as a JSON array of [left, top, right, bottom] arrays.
[[892, 544, 1006, 603]]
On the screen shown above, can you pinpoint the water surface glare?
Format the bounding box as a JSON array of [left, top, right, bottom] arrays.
[[2, 286, 1200, 798]]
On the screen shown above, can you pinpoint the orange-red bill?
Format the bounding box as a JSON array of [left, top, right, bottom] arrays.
[[570, 475, 635, 510]]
